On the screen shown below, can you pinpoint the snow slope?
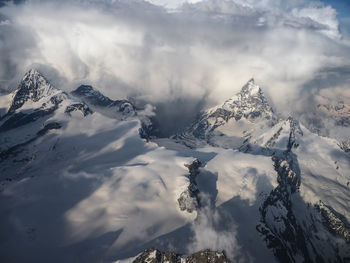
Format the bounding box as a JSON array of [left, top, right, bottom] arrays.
[[0, 71, 349, 263], [172, 78, 350, 262], [0, 70, 197, 262]]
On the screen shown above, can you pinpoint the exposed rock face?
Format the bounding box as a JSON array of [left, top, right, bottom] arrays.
[[71, 85, 136, 119], [133, 248, 230, 263], [218, 78, 274, 121], [338, 140, 350, 153], [183, 78, 274, 141], [178, 159, 202, 213], [186, 250, 230, 263], [253, 118, 349, 263], [315, 201, 350, 243], [7, 69, 58, 114], [0, 69, 92, 132], [257, 155, 306, 263], [174, 79, 350, 262], [239, 116, 303, 155], [65, 103, 93, 116], [173, 79, 279, 150], [0, 121, 62, 162]]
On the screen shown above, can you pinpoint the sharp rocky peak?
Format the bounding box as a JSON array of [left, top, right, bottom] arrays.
[[239, 77, 262, 97], [177, 79, 276, 145], [209, 78, 274, 120], [8, 69, 60, 114], [20, 69, 55, 94]]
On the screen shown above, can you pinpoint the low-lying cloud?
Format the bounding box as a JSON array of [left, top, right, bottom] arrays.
[[188, 194, 240, 260], [0, 0, 349, 133]]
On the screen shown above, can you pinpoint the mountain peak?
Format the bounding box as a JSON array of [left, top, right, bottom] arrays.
[[20, 69, 52, 91], [240, 78, 261, 97], [7, 69, 58, 114], [21, 69, 48, 87], [72, 85, 114, 107], [71, 85, 136, 119], [180, 78, 275, 145], [23, 68, 40, 78], [74, 85, 94, 94], [219, 79, 273, 119]]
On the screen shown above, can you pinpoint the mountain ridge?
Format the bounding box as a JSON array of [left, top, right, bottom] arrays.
[[0, 70, 349, 263]]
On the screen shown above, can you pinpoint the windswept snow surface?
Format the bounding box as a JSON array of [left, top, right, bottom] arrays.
[[1, 72, 350, 263], [0, 112, 196, 262], [0, 72, 277, 262], [0, 108, 278, 262]]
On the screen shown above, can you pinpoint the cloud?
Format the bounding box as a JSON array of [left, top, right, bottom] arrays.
[[0, 0, 350, 133], [187, 194, 240, 259]]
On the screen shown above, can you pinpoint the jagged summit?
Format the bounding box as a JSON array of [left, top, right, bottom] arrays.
[[242, 77, 257, 92], [71, 84, 136, 119], [19, 69, 56, 96], [179, 79, 275, 144], [24, 68, 38, 78], [240, 78, 260, 96], [8, 69, 59, 114], [1, 70, 350, 263], [217, 78, 274, 120], [0, 70, 92, 132], [72, 85, 115, 107]]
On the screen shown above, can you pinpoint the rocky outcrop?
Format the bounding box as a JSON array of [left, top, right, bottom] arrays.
[[178, 159, 202, 213], [133, 248, 230, 263], [338, 140, 350, 153], [71, 85, 135, 119], [65, 103, 92, 117], [186, 250, 230, 263], [285, 117, 303, 151], [315, 201, 350, 243], [0, 121, 62, 162]]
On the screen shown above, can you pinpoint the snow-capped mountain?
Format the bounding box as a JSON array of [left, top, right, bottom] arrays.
[[7, 69, 63, 115], [170, 79, 350, 262], [0, 69, 91, 151], [71, 85, 136, 120], [176, 78, 277, 149], [0, 72, 349, 263]]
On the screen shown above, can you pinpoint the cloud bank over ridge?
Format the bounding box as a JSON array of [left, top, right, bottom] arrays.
[[0, 0, 349, 119]]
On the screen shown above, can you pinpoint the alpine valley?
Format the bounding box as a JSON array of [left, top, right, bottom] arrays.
[[0, 70, 349, 263]]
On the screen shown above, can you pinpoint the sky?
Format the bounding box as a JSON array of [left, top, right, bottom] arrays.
[[323, 0, 350, 32], [0, 0, 349, 133]]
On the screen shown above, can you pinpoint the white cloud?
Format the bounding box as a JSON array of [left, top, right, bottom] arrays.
[[187, 196, 240, 259], [0, 0, 349, 120], [146, 0, 202, 9]]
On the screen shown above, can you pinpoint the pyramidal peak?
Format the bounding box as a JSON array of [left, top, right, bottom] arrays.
[[241, 77, 261, 96], [217, 78, 274, 119], [19, 68, 56, 95], [7, 69, 61, 114], [23, 68, 40, 79], [20, 69, 52, 90]]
